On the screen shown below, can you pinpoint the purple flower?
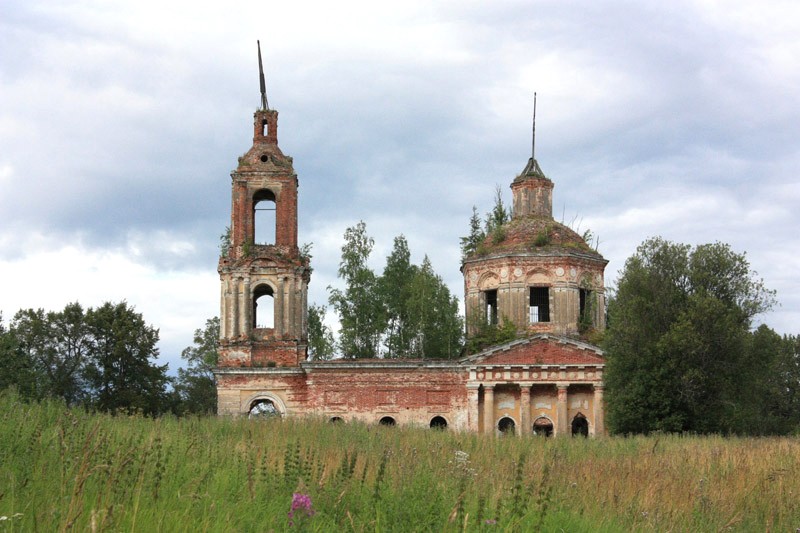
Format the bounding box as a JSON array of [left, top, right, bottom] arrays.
[[288, 493, 315, 527]]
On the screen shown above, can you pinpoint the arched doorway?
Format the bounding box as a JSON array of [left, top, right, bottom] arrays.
[[330, 416, 343, 424], [497, 417, 516, 436], [572, 413, 589, 437], [249, 399, 280, 419], [379, 416, 396, 427], [430, 416, 448, 430], [532, 416, 554, 437]]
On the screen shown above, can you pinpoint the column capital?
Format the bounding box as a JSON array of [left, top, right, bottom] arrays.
[[556, 382, 570, 390]]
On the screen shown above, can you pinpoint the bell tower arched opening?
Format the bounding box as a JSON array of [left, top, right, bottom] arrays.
[[253, 284, 275, 330], [253, 189, 276, 245]]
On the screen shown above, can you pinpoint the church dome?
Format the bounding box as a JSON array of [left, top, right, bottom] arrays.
[[475, 215, 603, 260]]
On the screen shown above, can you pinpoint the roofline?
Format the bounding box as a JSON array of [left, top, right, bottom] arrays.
[[460, 333, 604, 364], [461, 249, 608, 268]]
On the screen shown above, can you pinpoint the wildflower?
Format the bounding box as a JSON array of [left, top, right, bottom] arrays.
[[484, 518, 498, 525], [288, 493, 315, 527]]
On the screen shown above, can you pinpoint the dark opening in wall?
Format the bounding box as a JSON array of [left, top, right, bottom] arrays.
[[498, 417, 516, 435], [485, 289, 498, 325], [379, 416, 396, 427], [430, 416, 448, 430], [529, 287, 550, 323]]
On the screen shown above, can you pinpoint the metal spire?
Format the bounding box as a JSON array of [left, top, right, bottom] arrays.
[[257, 40, 269, 110], [531, 92, 537, 160]]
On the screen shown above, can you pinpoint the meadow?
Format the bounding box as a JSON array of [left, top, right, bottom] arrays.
[[0, 390, 798, 532]]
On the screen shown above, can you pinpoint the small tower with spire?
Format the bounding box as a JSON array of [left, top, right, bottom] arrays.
[[217, 42, 310, 371], [462, 95, 608, 341]]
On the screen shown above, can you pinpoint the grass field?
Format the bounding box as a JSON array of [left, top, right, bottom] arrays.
[[0, 390, 798, 532]]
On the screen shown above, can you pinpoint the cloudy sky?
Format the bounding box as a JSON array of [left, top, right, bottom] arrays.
[[2, 0, 798, 372]]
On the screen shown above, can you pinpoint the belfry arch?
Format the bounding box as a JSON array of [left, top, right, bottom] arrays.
[[253, 188, 276, 245]]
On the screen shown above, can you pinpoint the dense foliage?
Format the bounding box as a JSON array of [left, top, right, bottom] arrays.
[[2, 390, 799, 531], [0, 301, 172, 415], [603, 237, 800, 435], [174, 317, 219, 415], [326, 223, 463, 359]]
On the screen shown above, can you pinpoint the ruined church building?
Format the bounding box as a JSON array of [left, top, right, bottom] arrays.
[[215, 58, 608, 437]]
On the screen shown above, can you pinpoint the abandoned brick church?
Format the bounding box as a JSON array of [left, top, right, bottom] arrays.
[[215, 75, 608, 437]]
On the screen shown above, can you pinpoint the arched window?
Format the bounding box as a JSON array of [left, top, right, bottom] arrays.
[[430, 416, 448, 430], [498, 416, 516, 436], [379, 416, 396, 427], [571, 413, 589, 437], [532, 416, 554, 437], [253, 189, 276, 244], [249, 399, 280, 419], [330, 416, 344, 424], [253, 284, 275, 329]]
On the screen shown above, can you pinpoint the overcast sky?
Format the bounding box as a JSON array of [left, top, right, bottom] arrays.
[[2, 0, 798, 372]]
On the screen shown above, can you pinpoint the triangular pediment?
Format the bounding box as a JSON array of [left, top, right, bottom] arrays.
[[461, 334, 604, 367]]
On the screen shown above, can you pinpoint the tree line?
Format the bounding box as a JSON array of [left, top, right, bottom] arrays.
[[310, 221, 463, 359], [0, 302, 217, 416], [604, 237, 800, 435]]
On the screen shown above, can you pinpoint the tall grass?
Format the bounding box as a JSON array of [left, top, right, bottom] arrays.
[[0, 390, 798, 531]]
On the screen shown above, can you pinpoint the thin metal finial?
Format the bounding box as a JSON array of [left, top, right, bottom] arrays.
[[257, 40, 269, 110], [531, 92, 537, 160]]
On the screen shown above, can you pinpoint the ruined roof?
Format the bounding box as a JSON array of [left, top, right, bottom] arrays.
[[468, 216, 605, 262]]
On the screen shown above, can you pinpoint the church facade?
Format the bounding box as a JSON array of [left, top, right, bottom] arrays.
[[215, 82, 608, 437]]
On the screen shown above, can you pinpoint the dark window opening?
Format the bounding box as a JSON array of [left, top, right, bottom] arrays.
[[533, 417, 553, 437], [430, 416, 448, 430], [253, 189, 276, 244], [330, 416, 343, 424], [498, 417, 516, 435], [529, 287, 550, 323], [253, 284, 274, 329], [579, 288, 592, 328], [249, 399, 279, 419], [485, 289, 498, 325], [379, 416, 396, 427], [572, 413, 589, 437], [260, 154, 269, 163]]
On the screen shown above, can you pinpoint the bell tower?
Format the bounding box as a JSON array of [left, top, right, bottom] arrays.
[[217, 42, 310, 368]]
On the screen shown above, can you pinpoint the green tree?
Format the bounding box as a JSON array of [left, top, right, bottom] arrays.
[[0, 313, 42, 399], [10, 303, 90, 404], [378, 235, 418, 358], [485, 185, 509, 242], [406, 256, 463, 359], [460, 205, 485, 259], [84, 301, 171, 415], [175, 317, 219, 415], [307, 304, 336, 360], [328, 221, 386, 358], [604, 237, 776, 435]]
